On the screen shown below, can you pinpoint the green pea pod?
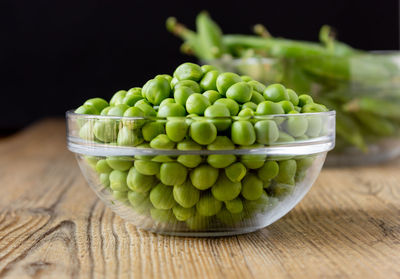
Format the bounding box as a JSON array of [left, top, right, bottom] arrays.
[[166, 17, 208, 60], [336, 112, 367, 152], [343, 97, 400, 119], [196, 11, 225, 60], [354, 111, 396, 137]]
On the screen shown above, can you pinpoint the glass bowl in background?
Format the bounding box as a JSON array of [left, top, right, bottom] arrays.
[[66, 111, 335, 236], [209, 52, 400, 166]]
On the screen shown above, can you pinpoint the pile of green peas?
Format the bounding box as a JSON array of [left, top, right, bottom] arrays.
[[75, 62, 328, 230]]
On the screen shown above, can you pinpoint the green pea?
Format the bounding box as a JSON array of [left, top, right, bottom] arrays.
[[109, 170, 129, 192], [302, 103, 328, 113], [155, 74, 173, 84], [287, 89, 299, 106], [263, 180, 271, 189], [100, 107, 111, 115], [174, 62, 203, 81], [240, 144, 266, 169], [216, 208, 244, 226], [126, 87, 142, 97], [190, 121, 217, 145], [243, 191, 270, 215], [298, 94, 314, 107], [216, 72, 242, 95], [165, 119, 188, 142], [247, 80, 266, 93], [254, 120, 279, 145], [225, 162, 247, 182], [226, 81, 252, 103], [242, 102, 258, 111], [79, 121, 95, 140], [294, 106, 302, 112], [306, 116, 322, 137], [201, 64, 218, 73], [173, 205, 195, 221], [173, 180, 200, 208], [257, 161, 279, 182], [174, 86, 194, 106], [271, 183, 293, 197], [122, 107, 145, 129], [117, 126, 143, 146], [196, 193, 222, 217], [256, 101, 285, 115], [207, 154, 236, 168], [157, 103, 186, 117], [134, 101, 157, 117], [107, 104, 129, 116], [150, 183, 176, 210], [177, 155, 202, 168], [238, 108, 254, 118], [142, 76, 171, 105], [112, 190, 128, 202], [204, 104, 231, 131], [96, 159, 113, 174], [286, 113, 309, 137], [152, 155, 174, 163], [277, 131, 295, 143], [200, 70, 219, 91], [170, 77, 179, 88], [160, 162, 187, 186], [127, 191, 149, 208], [231, 120, 256, 146], [207, 136, 235, 150], [211, 173, 242, 201], [241, 75, 253, 82], [190, 164, 219, 190], [84, 156, 99, 168], [84, 98, 109, 112], [150, 208, 176, 223], [214, 98, 239, 116], [241, 173, 263, 200], [94, 119, 118, 142], [127, 167, 157, 193], [150, 134, 175, 149], [174, 80, 201, 93], [225, 198, 243, 214], [186, 93, 211, 115], [106, 156, 133, 171], [99, 173, 110, 187], [134, 160, 160, 175], [159, 98, 175, 107], [263, 84, 289, 102], [186, 214, 210, 230], [279, 100, 295, 113], [203, 90, 222, 104], [142, 121, 165, 141], [177, 139, 202, 150], [250, 91, 265, 104], [296, 156, 315, 172], [123, 92, 143, 107], [109, 90, 127, 106], [275, 160, 297, 185]]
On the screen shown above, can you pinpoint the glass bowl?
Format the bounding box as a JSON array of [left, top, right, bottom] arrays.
[[66, 111, 335, 236], [209, 52, 400, 165]]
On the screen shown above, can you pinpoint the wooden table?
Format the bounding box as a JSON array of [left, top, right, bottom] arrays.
[[0, 119, 399, 279]]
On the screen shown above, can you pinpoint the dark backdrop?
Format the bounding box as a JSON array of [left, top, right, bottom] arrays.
[[1, 0, 399, 134]]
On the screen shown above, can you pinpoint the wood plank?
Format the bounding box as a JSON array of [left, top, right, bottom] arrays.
[[0, 119, 399, 279]]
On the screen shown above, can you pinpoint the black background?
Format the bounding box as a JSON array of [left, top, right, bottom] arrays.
[[1, 0, 399, 134]]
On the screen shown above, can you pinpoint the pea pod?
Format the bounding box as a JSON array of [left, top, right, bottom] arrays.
[[343, 97, 400, 119], [196, 11, 225, 59]]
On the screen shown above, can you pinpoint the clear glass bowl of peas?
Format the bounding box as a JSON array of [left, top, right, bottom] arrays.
[[67, 111, 335, 236], [210, 52, 400, 165], [66, 62, 335, 236]]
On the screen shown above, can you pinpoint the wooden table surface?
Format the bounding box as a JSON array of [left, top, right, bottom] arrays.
[[0, 119, 399, 279]]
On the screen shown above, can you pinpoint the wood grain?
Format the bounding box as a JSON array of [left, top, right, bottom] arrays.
[[0, 119, 399, 279]]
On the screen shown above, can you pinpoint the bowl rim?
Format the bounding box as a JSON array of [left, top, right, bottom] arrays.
[[66, 109, 336, 121], [66, 110, 336, 157]]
